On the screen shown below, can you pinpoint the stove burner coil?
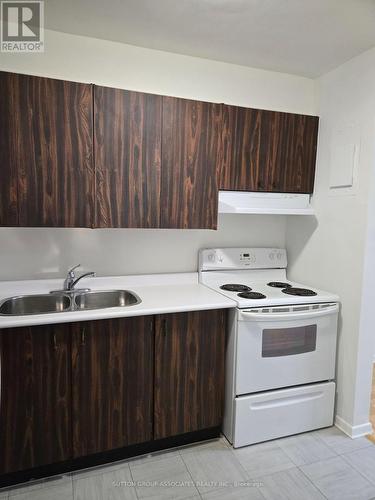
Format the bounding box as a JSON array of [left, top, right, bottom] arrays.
[[220, 284, 251, 292], [281, 287, 317, 296], [238, 291, 267, 299], [267, 282, 292, 288]]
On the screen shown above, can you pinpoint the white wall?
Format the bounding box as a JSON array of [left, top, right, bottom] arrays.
[[0, 29, 314, 281], [0, 29, 316, 113], [286, 46, 375, 436], [0, 215, 286, 280]]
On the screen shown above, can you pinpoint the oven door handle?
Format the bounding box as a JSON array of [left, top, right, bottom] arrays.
[[239, 303, 339, 321]]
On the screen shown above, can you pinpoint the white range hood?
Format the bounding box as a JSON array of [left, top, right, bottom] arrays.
[[218, 191, 314, 215]]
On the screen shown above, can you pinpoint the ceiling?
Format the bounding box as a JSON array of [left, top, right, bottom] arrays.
[[44, 0, 375, 78]]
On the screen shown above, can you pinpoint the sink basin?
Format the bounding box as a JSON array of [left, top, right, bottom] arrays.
[[0, 293, 71, 316], [74, 290, 141, 310], [0, 289, 141, 316]]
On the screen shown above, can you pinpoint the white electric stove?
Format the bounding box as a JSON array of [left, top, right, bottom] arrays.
[[199, 247, 339, 448]]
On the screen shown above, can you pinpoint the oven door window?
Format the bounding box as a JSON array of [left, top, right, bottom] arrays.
[[262, 325, 317, 357]]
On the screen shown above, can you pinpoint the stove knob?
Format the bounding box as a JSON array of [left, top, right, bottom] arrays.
[[277, 252, 282, 260], [269, 253, 275, 260]]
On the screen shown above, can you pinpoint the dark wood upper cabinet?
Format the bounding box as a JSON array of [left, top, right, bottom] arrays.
[[0, 74, 18, 226], [71, 317, 154, 457], [0, 324, 72, 474], [219, 105, 319, 193], [94, 87, 162, 228], [0, 71, 94, 227], [0, 70, 319, 229], [154, 309, 226, 439], [161, 97, 221, 229]]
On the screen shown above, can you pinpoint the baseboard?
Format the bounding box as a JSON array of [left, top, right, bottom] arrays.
[[335, 415, 373, 438]]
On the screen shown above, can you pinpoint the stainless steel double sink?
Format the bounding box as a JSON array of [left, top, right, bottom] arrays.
[[0, 290, 141, 316]]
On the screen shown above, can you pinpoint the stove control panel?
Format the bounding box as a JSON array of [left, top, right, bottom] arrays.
[[240, 252, 256, 263], [199, 248, 287, 271]]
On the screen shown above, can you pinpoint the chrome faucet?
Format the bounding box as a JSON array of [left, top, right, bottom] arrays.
[[63, 264, 96, 292]]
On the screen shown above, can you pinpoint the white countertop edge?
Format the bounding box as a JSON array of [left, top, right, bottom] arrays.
[[0, 272, 236, 329], [0, 301, 235, 329]]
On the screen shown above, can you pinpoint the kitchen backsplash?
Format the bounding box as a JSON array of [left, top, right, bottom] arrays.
[[0, 215, 286, 281]]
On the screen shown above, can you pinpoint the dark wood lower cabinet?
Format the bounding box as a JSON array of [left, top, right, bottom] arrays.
[[0, 324, 71, 475], [71, 316, 154, 457], [0, 309, 226, 485], [154, 309, 226, 439]]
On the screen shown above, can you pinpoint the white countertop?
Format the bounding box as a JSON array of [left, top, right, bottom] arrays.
[[0, 273, 236, 329]]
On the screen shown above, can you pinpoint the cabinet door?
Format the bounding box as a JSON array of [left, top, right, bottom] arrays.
[[0, 324, 71, 474], [154, 310, 226, 439], [161, 97, 221, 229], [0, 71, 94, 227], [0, 73, 18, 225], [72, 317, 154, 457], [95, 87, 162, 228], [219, 105, 319, 193]]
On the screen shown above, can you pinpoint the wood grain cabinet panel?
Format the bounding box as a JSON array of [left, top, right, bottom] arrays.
[[161, 97, 221, 229], [0, 324, 72, 474], [94, 86, 162, 228], [71, 317, 154, 457], [154, 310, 226, 439], [0, 73, 19, 225], [219, 105, 319, 193], [0, 71, 94, 227]]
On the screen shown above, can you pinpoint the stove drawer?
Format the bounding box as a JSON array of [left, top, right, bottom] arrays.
[[233, 382, 335, 448]]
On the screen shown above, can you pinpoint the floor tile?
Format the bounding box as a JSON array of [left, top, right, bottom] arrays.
[[301, 455, 375, 500], [7, 476, 72, 498], [130, 455, 199, 499], [181, 440, 248, 493], [342, 445, 375, 485], [233, 441, 295, 478], [9, 481, 73, 500], [179, 438, 229, 455], [128, 447, 180, 467], [73, 460, 134, 480], [314, 426, 372, 455], [219, 435, 232, 448], [277, 432, 337, 465], [201, 482, 264, 499], [7, 481, 45, 497], [259, 467, 325, 500], [73, 465, 136, 500], [71, 448, 180, 481]]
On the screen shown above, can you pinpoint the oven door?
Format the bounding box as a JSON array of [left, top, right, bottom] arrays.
[[236, 303, 339, 395]]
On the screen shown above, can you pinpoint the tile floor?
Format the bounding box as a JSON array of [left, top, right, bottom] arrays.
[[1, 426, 375, 500]]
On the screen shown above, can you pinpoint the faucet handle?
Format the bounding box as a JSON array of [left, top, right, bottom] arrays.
[[67, 264, 81, 277]]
